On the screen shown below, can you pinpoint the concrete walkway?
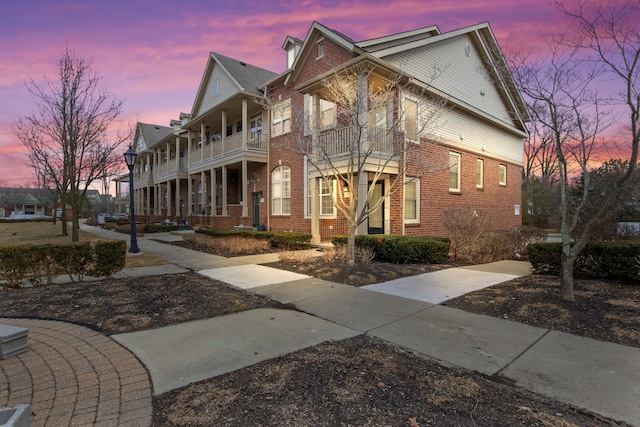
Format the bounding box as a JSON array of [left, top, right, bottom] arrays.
[[3, 225, 639, 426]]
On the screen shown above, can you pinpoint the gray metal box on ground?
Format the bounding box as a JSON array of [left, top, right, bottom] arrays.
[[0, 325, 28, 359]]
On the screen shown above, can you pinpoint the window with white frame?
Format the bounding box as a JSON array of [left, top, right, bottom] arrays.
[[499, 164, 507, 186], [316, 38, 324, 59], [272, 165, 291, 215], [305, 94, 336, 134], [271, 98, 291, 137], [250, 112, 262, 140], [476, 159, 484, 188], [449, 152, 461, 192], [320, 178, 336, 216], [213, 79, 219, 97], [404, 178, 420, 223], [404, 97, 418, 141]]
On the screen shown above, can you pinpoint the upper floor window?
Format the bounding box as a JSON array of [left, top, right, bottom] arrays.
[[449, 152, 461, 192], [477, 159, 484, 188], [499, 164, 507, 186], [271, 98, 291, 137], [250, 112, 263, 140], [405, 97, 418, 141], [272, 165, 291, 215], [305, 94, 336, 134], [213, 80, 219, 97], [316, 38, 325, 59], [404, 178, 420, 223]]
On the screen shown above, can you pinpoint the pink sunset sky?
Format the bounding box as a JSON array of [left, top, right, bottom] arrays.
[[1, 0, 573, 188]]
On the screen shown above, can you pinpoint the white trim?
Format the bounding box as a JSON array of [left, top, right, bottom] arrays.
[[499, 164, 507, 186], [449, 152, 461, 193], [404, 177, 420, 224], [476, 158, 484, 189]]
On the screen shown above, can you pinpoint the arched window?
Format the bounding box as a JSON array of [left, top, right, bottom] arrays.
[[272, 165, 291, 215]]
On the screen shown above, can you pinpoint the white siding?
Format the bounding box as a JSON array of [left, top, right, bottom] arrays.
[[430, 105, 524, 165], [384, 34, 517, 131], [194, 67, 239, 117]]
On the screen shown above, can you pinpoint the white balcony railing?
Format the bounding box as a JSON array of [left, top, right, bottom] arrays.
[[315, 126, 396, 158]]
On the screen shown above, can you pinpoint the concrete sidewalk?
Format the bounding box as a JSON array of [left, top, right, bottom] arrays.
[[83, 225, 640, 425]]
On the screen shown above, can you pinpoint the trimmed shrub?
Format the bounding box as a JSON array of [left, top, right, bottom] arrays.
[[528, 240, 640, 281], [196, 229, 311, 250], [89, 240, 127, 278], [0, 245, 33, 287], [0, 240, 127, 286], [331, 234, 449, 264], [144, 223, 180, 233]]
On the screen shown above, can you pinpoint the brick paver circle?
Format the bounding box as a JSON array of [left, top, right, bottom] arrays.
[[0, 318, 152, 427]]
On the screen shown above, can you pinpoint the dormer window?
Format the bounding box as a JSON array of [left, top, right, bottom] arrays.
[[287, 46, 296, 68]]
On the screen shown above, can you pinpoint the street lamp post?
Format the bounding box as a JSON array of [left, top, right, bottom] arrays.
[[124, 145, 140, 253]]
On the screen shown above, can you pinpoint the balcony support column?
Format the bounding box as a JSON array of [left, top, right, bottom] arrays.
[[242, 99, 248, 150], [167, 181, 172, 217], [221, 165, 228, 216], [211, 167, 217, 217], [242, 160, 248, 217]]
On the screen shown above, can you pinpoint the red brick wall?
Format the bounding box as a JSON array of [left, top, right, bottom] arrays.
[[404, 143, 522, 238]]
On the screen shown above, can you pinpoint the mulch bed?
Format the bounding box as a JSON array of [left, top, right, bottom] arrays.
[[2, 239, 638, 426]]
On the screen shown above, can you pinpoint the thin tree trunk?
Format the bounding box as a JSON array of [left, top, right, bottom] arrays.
[[346, 222, 357, 266], [560, 248, 575, 302]]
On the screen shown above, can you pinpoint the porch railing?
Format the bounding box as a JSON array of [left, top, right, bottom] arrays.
[[315, 126, 395, 158]]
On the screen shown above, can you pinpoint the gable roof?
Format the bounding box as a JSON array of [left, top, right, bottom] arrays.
[[190, 52, 277, 120], [284, 21, 361, 86], [367, 22, 529, 127], [135, 122, 173, 152]]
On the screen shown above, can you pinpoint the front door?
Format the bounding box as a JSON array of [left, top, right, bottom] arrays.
[[252, 192, 261, 227], [367, 181, 384, 234]]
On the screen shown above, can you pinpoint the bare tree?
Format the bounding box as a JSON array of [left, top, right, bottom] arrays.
[[12, 48, 130, 241], [508, 39, 615, 301], [509, 0, 640, 301], [271, 64, 448, 265]]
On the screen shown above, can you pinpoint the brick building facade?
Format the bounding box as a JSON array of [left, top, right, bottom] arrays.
[[125, 21, 528, 241]]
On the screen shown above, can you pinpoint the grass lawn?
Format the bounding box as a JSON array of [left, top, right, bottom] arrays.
[[0, 220, 168, 268]]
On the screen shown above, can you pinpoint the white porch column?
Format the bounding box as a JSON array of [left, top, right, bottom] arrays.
[[222, 165, 228, 216], [175, 178, 181, 219], [167, 181, 172, 217], [357, 71, 369, 150], [242, 160, 248, 217], [310, 177, 321, 244], [187, 130, 192, 165], [221, 110, 227, 153], [201, 171, 207, 215], [211, 168, 216, 216], [356, 172, 368, 235], [200, 122, 206, 156], [242, 98, 248, 150], [175, 136, 181, 171]]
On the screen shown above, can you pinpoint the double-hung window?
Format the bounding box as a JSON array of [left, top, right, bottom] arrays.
[[271, 98, 291, 137], [476, 159, 484, 189], [499, 164, 507, 186], [404, 178, 420, 223], [250, 112, 262, 141], [305, 94, 336, 134], [449, 152, 461, 192], [320, 179, 336, 216], [405, 97, 418, 141], [272, 166, 291, 215]]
